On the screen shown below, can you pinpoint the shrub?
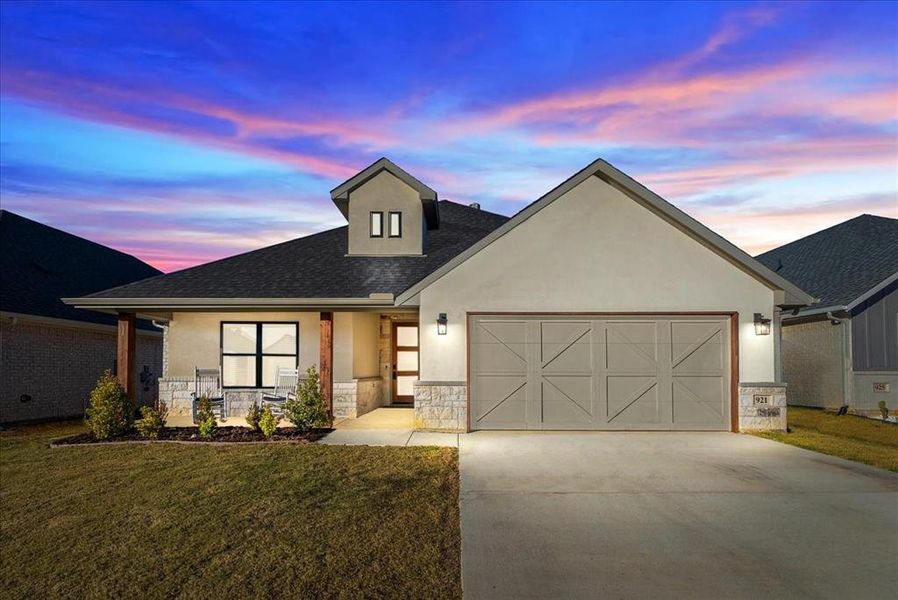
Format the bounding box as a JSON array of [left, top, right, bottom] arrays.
[[85, 370, 134, 440], [878, 400, 890, 421], [245, 402, 263, 432], [284, 365, 331, 431], [136, 405, 163, 439], [155, 399, 169, 427], [259, 405, 280, 439], [196, 395, 217, 439], [198, 413, 217, 439]]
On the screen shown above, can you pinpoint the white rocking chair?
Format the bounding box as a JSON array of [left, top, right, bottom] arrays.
[[259, 367, 299, 416]]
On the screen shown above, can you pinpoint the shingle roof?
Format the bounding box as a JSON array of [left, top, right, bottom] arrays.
[[0, 210, 163, 327], [755, 214, 898, 310], [85, 200, 509, 300]]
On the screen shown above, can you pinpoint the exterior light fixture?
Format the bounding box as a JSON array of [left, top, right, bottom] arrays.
[[437, 313, 448, 335], [753, 313, 771, 336]]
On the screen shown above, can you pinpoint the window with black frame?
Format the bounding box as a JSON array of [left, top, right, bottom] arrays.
[[221, 322, 298, 388]]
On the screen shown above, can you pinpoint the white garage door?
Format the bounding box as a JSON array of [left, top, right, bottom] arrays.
[[469, 314, 732, 431]]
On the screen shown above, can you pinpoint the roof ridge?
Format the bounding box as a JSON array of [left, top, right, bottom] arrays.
[[756, 212, 898, 259]]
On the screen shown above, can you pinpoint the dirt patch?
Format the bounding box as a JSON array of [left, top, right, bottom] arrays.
[[51, 426, 332, 446]]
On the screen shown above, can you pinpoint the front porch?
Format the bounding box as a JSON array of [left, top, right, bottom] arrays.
[[111, 307, 466, 432]]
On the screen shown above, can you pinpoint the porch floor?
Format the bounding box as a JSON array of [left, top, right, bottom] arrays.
[[334, 407, 414, 430]]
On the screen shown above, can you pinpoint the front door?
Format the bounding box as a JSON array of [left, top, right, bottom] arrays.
[[392, 322, 419, 405]]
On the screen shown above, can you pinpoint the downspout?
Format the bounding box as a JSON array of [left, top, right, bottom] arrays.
[[773, 307, 783, 383], [827, 311, 851, 409]]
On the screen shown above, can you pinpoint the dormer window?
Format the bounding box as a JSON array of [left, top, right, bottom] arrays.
[[388, 211, 402, 238], [369, 211, 383, 238]]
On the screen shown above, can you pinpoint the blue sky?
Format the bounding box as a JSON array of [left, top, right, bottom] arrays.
[[1, 1, 896, 270]]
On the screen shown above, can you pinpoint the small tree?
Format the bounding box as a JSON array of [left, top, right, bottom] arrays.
[[196, 395, 217, 439], [878, 400, 890, 421], [245, 402, 263, 432], [284, 365, 332, 431], [259, 405, 280, 439], [85, 370, 134, 439]]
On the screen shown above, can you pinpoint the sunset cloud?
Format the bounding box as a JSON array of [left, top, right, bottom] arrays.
[[0, 1, 895, 272]]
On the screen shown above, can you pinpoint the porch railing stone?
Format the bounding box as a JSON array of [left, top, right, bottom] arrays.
[[414, 381, 467, 432], [333, 377, 383, 419]]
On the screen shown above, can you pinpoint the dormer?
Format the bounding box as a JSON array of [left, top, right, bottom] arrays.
[[331, 158, 440, 256]]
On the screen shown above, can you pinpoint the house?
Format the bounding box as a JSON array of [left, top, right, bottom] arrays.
[[0, 210, 164, 423], [756, 215, 898, 414], [65, 158, 814, 432]]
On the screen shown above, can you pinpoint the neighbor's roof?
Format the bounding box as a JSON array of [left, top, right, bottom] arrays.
[[0, 210, 162, 327], [756, 214, 898, 314], [78, 201, 508, 303]]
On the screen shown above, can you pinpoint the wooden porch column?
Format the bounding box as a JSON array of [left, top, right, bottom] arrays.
[[117, 312, 136, 399], [320, 312, 333, 419]]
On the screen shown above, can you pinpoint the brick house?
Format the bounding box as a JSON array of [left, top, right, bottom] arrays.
[[0, 210, 163, 423]]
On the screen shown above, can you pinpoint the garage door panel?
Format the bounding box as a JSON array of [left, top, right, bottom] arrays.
[[473, 376, 527, 427], [671, 321, 725, 372], [541, 376, 593, 426], [472, 320, 528, 373], [605, 322, 659, 371], [672, 377, 726, 425], [470, 314, 730, 431], [540, 321, 593, 373], [607, 376, 661, 424]]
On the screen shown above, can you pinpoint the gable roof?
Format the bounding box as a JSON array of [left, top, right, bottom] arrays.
[[0, 210, 162, 327], [755, 214, 898, 315], [396, 158, 816, 306], [72, 201, 508, 308], [331, 157, 440, 229]]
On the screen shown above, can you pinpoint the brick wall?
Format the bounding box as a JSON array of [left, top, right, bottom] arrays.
[[1, 319, 162, 423], [782, 319, 845, 409]]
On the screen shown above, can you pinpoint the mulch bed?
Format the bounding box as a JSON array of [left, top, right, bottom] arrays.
[[51, 427, 332, 446]]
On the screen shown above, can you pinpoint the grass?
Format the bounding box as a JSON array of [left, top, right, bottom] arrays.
[[753, 406, 898, 472], [0, 422, 461, 600]]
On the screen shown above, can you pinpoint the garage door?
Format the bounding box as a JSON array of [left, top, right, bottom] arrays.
[[469, 315, 731, 431]]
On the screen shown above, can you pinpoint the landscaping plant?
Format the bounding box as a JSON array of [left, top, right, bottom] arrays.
[[284, 365, 332, 431], [259, 405, 280, 439], [136, 405, 164, 439], [878, 400, 890, 421], [245, 401, 263, 432], [84, 370, 134, 439], [196, 395, 217, 439]]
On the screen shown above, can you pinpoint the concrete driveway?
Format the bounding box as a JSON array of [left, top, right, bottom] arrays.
[[459, 432, 898, 599]]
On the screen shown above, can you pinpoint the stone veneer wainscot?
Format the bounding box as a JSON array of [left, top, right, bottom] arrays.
[[414, 381, 467, 432], [738, 382, 787, 431]]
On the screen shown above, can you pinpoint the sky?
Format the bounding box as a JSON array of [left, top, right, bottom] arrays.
[[1, 1, 896, 272]]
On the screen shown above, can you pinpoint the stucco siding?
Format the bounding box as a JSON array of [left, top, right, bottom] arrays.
[[347, 170, 423, 255], [417, 175, 778, 383], [166, 311, 325, 377], [782, 319, 845, 409], [351, 312, 380, 378], [1, 319, 162, 422]]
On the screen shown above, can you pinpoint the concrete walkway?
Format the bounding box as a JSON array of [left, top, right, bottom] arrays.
[[323, 408, 458, 446], [459, 431, 898, 600]]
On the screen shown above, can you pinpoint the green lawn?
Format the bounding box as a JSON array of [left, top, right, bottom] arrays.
[[0, 422, 461, 600], [753, 406, 898, 472]]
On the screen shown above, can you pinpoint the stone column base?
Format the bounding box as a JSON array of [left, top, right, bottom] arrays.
[[739, 382, 787, 431], [414, 381, 467, 432], [333, 378, 383, 419]]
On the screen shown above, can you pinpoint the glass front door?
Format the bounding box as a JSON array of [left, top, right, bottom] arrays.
[[393, 322, 418, 404]]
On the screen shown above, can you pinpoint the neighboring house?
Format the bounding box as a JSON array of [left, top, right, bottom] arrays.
[[0, 210, 163, 423], [756, 215, 898, 414], [67, 158, 814, 432]]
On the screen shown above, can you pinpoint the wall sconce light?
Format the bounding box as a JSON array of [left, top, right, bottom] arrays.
[[437, 313, 448, 335], [753, 313, 771, 336]]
